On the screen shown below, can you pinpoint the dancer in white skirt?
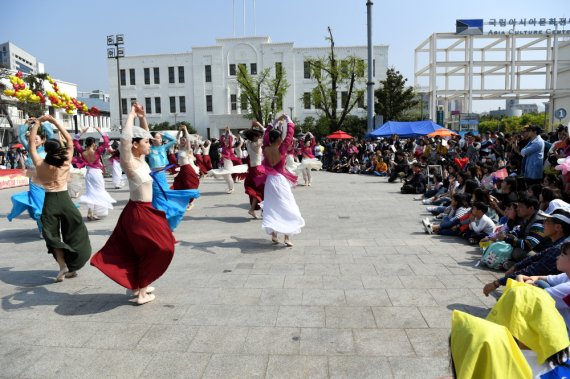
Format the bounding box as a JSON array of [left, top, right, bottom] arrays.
[[297, 132, 322, 186], [261, 114, 305, 247], [208, 127, 248, 193], [107, 141, 126, 189], [73, 126, 116, 220]]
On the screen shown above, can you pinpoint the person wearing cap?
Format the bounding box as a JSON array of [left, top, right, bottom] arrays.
[[484, 208, 570, 296], [517, 125, 545, 186], [91, 104, 176, 305], [242, 120, 266, 219], [27, 115, 91, 282]]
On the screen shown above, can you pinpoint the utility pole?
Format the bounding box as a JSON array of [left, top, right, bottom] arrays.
[[366, 1, 374, 132]]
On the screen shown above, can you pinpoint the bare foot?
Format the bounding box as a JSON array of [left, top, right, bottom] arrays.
[[136, 293, 155, 305], [271, 234, 279, 244], [284, 238, 293, 247], [64, 271, 78, 279], [55, 269, 68, 282], [186, 203, 194, 211], [132, 286, 155, 296], [248, 210, 258, 219]]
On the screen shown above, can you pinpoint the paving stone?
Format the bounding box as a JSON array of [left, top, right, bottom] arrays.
[[244, 327, 300, 354], [300, 328, 355, 355], [304, 263, 341, 276], [399, 275, 446, 289], [322, 275, 364, 289], [276, 306, 325, 327], [302, 289, 346, 306], [328, 356, 393, 379], [259, 288, 304, 305], [136, 324, 199, 352], [354, 329, 415, 356], [361, 275, 404, 289], [386, 289, 438, 306], [344, 289, 392, 306], [244, 274, 285, 289], [405, 328, 450, 357], [372, 306, 428, 329], [202, 354, 268, 378], [266, 355, 328, 379], [139, 352, 211, 378], [325, 306, 376, 328], [188, 326, 249, 353], [284, 275, 324, 289], [388, 356, 451, 379]]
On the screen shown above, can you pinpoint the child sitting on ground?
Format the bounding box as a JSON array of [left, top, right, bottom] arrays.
[[464, 202, 496, 244]]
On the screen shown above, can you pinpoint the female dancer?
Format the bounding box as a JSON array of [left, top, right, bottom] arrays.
[[28, 115, 91, 282], [74, 127, 116, 220], [261, 114, 305, 246], [148, 118, 199, 230], [209, 127, 248, 193], [233, 136, 248, 183], [297, 131, 322, 186], [7, 122, 54, 234], [107, 141, 125, 189], [172, 125, 200, 210], [242, 121, 266, 219], [193, 141, 208, 177], [201, 140, 213, 171], [91, 104, 175, 305]]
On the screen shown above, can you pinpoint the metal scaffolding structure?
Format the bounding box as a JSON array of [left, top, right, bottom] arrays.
[[414, 32, 570, 128]]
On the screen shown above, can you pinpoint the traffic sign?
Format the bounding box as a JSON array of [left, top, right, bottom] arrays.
[[555, 108, 567, 120]]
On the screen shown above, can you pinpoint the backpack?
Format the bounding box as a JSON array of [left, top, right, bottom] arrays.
[[480, 241, 513, 270]]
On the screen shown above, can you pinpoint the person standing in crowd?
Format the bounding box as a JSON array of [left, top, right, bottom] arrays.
[[0, 146, 5, 168], [172, 125, 200, 211], [7, 122, 54, 235], [91, 104, 175, 305], [73, 126, 116, 220], [516, 125, 545, 186], [242, 120, 266, 219], [107, 140, 125, 189], [28, 115, 91, 282], [261, 114, 305, 246], [148, 117, 199, 231]]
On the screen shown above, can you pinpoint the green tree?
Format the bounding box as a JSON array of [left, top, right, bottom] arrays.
[[237, 63, 289, 125], [306, 27, 366, 132], [374, 67, 419, 122]]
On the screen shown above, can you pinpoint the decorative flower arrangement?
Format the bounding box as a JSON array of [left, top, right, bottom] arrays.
[[2, 71, 100, 116]]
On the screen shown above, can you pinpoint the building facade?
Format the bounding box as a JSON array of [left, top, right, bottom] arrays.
[[0, 42, 41, 74], [108, 36, 389, 137]]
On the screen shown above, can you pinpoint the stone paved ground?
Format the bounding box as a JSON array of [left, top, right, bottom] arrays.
[[0, 172, 502, 378]]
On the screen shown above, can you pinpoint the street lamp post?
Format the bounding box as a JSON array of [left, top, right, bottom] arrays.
[[107, 34, 125, 131], [288, 106, 294, 119]]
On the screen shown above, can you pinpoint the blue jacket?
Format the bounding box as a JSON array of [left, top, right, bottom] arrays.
[[520, 136, 544, 180]]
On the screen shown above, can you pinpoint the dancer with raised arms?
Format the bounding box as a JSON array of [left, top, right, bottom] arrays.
[[242, 120, 266, 219]]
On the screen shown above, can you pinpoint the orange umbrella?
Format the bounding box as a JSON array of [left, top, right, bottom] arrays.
[[326, 130, 353, 139], [428, 128, 457, 138]]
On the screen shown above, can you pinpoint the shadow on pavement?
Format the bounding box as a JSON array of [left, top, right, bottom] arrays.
[[0, 228, 41, 243], [447, 303, 491, 318]]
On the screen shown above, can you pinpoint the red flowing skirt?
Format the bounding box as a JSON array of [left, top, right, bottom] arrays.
[[244, 165, 265, 209], [202, 155, 213, 171], [173, 164, 200, 190], [90, 201, 175, 290], [194, 154, 209, 176]]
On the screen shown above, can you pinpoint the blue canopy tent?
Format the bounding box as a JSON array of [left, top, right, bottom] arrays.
[[366, 121, 445, 139]]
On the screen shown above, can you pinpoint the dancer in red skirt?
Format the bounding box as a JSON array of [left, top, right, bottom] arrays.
[[201, 140, 213, 171], [193, 141, 208, 178], [91, 104, 175, 305], [173, 125, 200, 210], [242, 121, 266, 219], [232, 135, 247, 183]]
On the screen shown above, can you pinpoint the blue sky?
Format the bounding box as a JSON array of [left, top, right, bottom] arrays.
[[1, 0, 566, 111]]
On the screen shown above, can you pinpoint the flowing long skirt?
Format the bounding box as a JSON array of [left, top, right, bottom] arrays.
[[285, 155, 300, 175], [111, 160, 126, 188], [194, 154, 208, 176], [152, 170, 200, 231], [298, 157, 323, 171], [202, 155, 213, 171], [79, 167, 116, 217], [262, 174, 305, 235], [42, 191, 92, 272], [173, 164, 200, 190], [244, 165, 265, 209], [208, 158, 248, 177], [7, 179, 45, 233], [91, 201, 175, 290]]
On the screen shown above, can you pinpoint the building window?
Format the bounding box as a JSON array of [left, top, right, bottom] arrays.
[[304, 61, 311, 79], [145, 97, 152, 113], [275, 62, 282, 76], [120, 69, 126, 86], [179, 96, 186, 113], [153, 67, 160, 84], [121, 98, 127, 114], [129, 68, 135, 85], [206, 95, 213, 112], [341, 91, 348, 108], [250, 63, 257, 75], [205, 65, 212, 82], [229, 63, 236, 76], [144, 68, 150, 85], [240, 93, 248, 110], [303, 92, 311, 109], [168, 67, 175, 84], [169, 96, 176, 113], [178, 66, 185, 83], [155, 97, 161, 113], [230, 94, 237, 111]]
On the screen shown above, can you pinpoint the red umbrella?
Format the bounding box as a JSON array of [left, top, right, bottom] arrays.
[[11, 143, 24, 149], [326, 130, 353, 139]]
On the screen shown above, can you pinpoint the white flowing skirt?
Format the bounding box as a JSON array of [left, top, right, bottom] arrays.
[[67, 167, 86, 198], [285, 155, 300, 175], [79, 167, 116, 217], [297, 157, 323, 172], [111, 160, 126, 188], [208, 158, 248, 178], [261, 174, 305, 235]]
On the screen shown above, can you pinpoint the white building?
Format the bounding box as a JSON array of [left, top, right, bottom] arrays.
[[0, 41, 42, 74], [553, 39, 570, 125], [108, 36, 388, 137]]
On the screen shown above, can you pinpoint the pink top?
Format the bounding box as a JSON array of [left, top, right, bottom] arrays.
[[300, 134, 316, 158], [220, 133, 237, 160], [262, 117, 297, 186], [73, 134, 110, 169]]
